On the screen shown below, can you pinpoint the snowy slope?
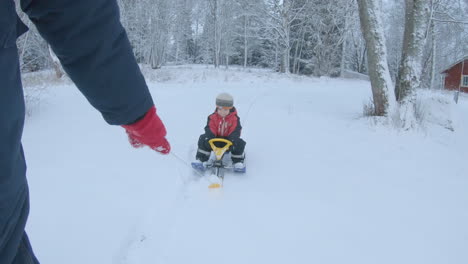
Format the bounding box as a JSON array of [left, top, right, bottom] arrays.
[[21, 65, 468, 264]]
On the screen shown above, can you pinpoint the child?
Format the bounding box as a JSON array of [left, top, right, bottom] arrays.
[[194, 93, 246, 171]]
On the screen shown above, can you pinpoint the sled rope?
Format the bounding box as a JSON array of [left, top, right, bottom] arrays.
[[170, 152, 221, 188], [171, 152, 204, 177]]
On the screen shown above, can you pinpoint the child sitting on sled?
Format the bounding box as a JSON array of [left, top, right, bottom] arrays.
[[193, 93, 246, 171]]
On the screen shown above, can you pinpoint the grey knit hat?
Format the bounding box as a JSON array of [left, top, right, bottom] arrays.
[[216, 93, 234, 108]]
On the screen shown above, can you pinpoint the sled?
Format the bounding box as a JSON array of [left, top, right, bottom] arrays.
[[191, 138, 245, 188]]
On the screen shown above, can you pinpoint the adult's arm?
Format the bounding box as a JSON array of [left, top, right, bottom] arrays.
[[21, 0, 153, 125]]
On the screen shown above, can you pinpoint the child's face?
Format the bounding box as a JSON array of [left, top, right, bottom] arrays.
[[217, 107, 230, 118]]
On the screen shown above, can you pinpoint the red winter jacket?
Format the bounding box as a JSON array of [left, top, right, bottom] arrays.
[[204, 107, 242, 139]]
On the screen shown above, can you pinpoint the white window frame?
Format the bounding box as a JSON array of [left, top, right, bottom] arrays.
[[462, 75, 468, 87]]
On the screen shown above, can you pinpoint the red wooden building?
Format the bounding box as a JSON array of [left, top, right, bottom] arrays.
[[441, 56, 468, 92]]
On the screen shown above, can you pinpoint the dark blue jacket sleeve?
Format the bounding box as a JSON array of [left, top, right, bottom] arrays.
[[21, 0, 153, 125]]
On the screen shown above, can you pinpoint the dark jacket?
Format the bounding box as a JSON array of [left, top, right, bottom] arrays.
[[1, 0, 154, 262]]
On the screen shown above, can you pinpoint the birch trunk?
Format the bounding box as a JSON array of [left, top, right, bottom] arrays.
[[395, 0, 431, 101], [357, 0, 395, 116], [212, 0, 221, 68], [243, 15, 248, 68], [278, 0, 291, 73], [430, 22, 437, 89]]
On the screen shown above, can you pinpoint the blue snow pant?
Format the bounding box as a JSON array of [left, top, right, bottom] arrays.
[[0, 46, 39, 264], [196, 135, 246, 163], [1, 0, 154, 263], [1, 2, 39, 263]]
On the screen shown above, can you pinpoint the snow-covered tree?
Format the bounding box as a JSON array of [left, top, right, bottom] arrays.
[[149, 0, 173, 69], [306, 0, 351, 76], [394, 0, 431, 102], [17, 0, 463, 88], [357, 0, 395, 116], [243, 0, 308, 73], [171, 0, 195, 64]]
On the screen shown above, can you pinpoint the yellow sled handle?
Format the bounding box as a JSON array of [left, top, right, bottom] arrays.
[[208, 138, 233, 161]]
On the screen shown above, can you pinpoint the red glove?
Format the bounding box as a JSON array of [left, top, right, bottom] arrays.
[[122, 106, 171, 154]]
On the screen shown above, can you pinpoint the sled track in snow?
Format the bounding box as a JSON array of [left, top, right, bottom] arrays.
[[242, 87, 270, 127], [114, 146, 204, 264], [115, 73, 271, 263]]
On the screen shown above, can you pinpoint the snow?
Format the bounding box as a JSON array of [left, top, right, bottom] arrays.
[[341, 69, 370, 81], [21, 65, 468, 264]]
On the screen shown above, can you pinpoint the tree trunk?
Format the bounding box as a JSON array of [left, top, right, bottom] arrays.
[[293, 27, 305, 74], [175, 42, 180, 64], [149, 0, 170, 69], [394, 0, 431, 101], [357, 0, 395, 116], [359, 45, 367, 73], [212, 0, 220, 68], [243, 15, 248, 68], [340, 38, 347, 77], [225, 42, 229, 69], [275, 36, 279, 71], [340, 14, 349, 77], [280, 0, 291, 73], [295, 34, 305, 74], [430, 21, 437, 89]]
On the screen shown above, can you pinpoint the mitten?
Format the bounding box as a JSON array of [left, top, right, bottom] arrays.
[[122, 106, 170, 154]]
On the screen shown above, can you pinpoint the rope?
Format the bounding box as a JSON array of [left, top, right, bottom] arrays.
[[170, 152, 221, 186], [170, 152, 205, 178]]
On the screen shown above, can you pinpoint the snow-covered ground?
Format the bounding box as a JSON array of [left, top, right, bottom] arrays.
[[22, 65, 468, 264]]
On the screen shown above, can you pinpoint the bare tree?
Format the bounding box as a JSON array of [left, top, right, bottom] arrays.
[[243, 0, 308, 73], [171, 0, 195, 64], [207, 0, 222, 67], [357, 0, 395, 116], [149, 0, 173, 69], [278, 0, 293, 73], [242, 14, 249, 67], [307, 0, 350, 76], [394, 0, 431, 101]]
